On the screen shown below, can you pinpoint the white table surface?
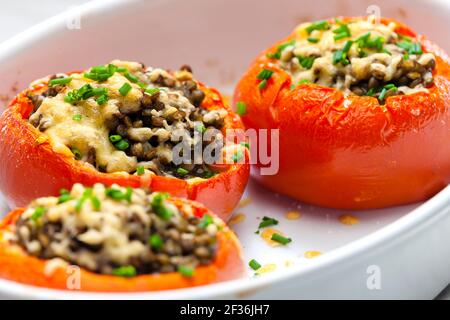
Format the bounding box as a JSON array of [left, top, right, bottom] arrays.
[[0, 0, 448, 300]]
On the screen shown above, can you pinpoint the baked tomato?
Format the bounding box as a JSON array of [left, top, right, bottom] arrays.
[[0, 184, 244, 292], [234, 16, 450, 209], [0, 61, 249, 220]]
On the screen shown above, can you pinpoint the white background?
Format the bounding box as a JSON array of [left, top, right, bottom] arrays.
[[0, 0, 448, 300]]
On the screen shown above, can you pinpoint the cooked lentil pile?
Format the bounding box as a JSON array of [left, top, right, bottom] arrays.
[[266, 16, 436, 102], [27, 60, 228, 178], [12, 183, 220, 277]]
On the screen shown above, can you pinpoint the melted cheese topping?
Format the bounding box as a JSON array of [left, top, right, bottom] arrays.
[[276, 16, 435, 98], [29, 68, 141, 173]]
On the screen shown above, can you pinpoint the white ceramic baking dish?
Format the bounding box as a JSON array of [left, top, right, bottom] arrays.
[[0, 0, 449, 299]]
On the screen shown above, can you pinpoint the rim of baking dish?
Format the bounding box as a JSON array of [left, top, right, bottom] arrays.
[[0, 0, 449, 299]]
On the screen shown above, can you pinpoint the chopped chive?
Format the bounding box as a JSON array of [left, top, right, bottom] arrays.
[[258, 79, 268, 90], [297, 56, 316, 69], [112, 265, 136, 278], [90, 196, 101, 211], [75, 188, 92, 212], [298, 79, 311, 85], [149, 234, 163, 250], [333, 22, 351, 41], [195, 123, 206, 133], [96, 94, 108, 105], [119, 82, 132, 96], [403, 53, 410, 61], [144, 88, 160, 95], [65, 84, 108, 105], [202, 170, 216, 179], [31, 206, 45, 221], [176, 167, 189, 176], [271, 233, 292, 245], [240, 141, 250, 149], [305, 20, 329, 34], [397, 40, 422, 55], [105, 188, 127, 201], [267, 39, 296, 59], [115, 139, 129, 151], [366, 87, 377, 97], [123, 72, 139, 83], [72, 114, 82, 121], [136, 166, 145, 175], [49, 77, 73, 86], [307, 37, 319, 43], [232, 150, 244, 163], [178, 265, 194, 278], [342, 40, 354, 53], [256, 69, 273, 80], [382, 48, 392, 55], [236, 101, 247, 115], [124, 187, 133, 203], [249, 259, 262, 271], [109, 134, 122, 143], [151, 192, 173, 220], [57, 193, 72, 204], [60, 188, 70, 195], [71, 147, 82, 160], [258, 216, 279, 229], [199, 214, 213, 229]]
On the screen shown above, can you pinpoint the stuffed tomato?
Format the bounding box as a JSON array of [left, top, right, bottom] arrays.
[[0, 183, 244, 292], [234, 16, 450, 209], [0, 61, 249, 220]]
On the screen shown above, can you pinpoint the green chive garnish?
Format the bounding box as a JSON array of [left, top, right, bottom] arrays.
[[232, 150, 244, 163], [75, 188, 92, 212], [145, 88, 160, 95], [202, 170, 216, 179], [119, 82, 132, 96], [195, 124, 206, 133], [71, 147, 82, 160], [256, 69, 273, 81], [267, 40, 296, 59], [240, 141, 250, 149], [149, 234, 164, 250], [297, 56, 316, 69], [96, 94, 108, 105], [84, 64, 117, 82], [112, 265, 136, 278], [333, 22, 351, 41], [258, 79, 268, 90], [298, 79, 311, 85], [136, 166, 145, 175], [199, 214, 213, 229], [271, 233, 292, 245], [236, 101, 247, 116], [49, 77, 73, 87], [249, 259, 262, 271], [31, 207, 45, 221], [176, 167, 189, 176], [258, 216, 279, 229], [307, 37, 319, 43], [115, 139, 129, 151], [109, 135, 122, 143], [72, 114, 82, 121], [90, 196, 101, 211], [151, 192, 173, 220], [305, 20, 330, 34], [57, 193, 72, 204], [178, 265, 194, 278]]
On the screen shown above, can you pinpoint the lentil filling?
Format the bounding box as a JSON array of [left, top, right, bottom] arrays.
[[11, 183, 220, 277], [268, 16, 436, 102], [27, 60, 228, 178]]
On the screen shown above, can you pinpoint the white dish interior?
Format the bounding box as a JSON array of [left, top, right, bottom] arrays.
[[0, 0, 449, 299]]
